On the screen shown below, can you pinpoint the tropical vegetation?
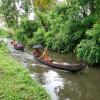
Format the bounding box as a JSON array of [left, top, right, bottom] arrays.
[[0, 0, 100, 65]]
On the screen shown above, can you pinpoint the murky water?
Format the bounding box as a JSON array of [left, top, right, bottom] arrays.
[[1, 38, 100, 100]]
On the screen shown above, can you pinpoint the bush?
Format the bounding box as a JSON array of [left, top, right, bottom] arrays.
[[16, 28, 28, 44], [44, 31, 53, 48], [19, 19, 39, 38], [32, 28, 45, 45], [81, 15, 96, 29], [48, 18, 85, 52], [86, 23, 100, 44], [76, 39, 100, 65], [16, 18, 40, 43]]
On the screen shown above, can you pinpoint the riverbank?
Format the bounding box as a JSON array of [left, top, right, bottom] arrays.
[[0, 43, 50, 100]]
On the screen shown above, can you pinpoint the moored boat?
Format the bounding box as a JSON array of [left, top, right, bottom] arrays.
[[11, 40, 24, 51], [14, 44, 24, 51], [34, 56, 86, 72]]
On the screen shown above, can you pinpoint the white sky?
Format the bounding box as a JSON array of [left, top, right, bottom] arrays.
[[28, 12, 35, 20], [58, 0, 65, 2]]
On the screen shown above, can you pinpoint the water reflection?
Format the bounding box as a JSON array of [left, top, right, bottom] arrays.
[[43, 70, 64, 100]]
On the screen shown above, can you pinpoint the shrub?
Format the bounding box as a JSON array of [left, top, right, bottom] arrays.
[[86, 23, 100, 44], [76, 39, 100, 65], [16, 28, 28, 44], [44, 31, 53, 48], [16, 18, 41, 44], [32, 28, 45, 45], [19, 19, 39, 38]]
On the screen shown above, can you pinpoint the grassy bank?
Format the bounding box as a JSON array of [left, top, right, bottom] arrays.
[[0, 43, 50, 100]]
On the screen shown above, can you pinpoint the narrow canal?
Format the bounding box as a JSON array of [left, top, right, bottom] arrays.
[[1, 38, 100, 100]]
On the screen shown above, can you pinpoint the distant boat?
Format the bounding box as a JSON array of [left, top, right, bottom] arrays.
[[33, 55, 86, 73], [11, 40, 24, 51], [14, 43, 24, 52]]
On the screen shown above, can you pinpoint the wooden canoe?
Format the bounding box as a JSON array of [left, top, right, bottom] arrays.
[[34, 56, 85, 72], [11, 41, 24, 51]]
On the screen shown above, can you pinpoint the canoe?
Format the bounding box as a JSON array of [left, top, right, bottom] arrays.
[[11, 40, 24, 51], [34, 56, 86, 72], [14, 44, 24, 51]]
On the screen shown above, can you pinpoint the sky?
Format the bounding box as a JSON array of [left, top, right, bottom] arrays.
[[58, 0, 65, 2]]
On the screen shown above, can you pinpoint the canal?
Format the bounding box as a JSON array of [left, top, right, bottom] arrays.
[[1, 38, 100, 100]]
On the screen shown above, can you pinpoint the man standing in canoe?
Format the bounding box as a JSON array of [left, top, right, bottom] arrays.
[[41, 48, 53, 62]]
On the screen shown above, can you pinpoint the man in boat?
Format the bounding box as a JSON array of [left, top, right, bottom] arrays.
[[41, 48, 53, 62], [17, 42, 23, 47], [11, 39, 17, 46], [33, 48, 41, 57]]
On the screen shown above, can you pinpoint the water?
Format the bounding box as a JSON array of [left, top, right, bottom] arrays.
[[1, 38, 100, 100]]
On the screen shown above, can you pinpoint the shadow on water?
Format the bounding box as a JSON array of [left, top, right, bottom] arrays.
[[1, 38, 100, 100]]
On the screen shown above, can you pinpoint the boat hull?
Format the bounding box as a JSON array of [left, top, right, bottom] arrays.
[[34, 56, 85, 72], [14, 45, 24, 51]]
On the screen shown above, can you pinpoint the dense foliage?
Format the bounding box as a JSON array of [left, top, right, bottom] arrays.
[[0, 0, 30, 28], [1, 0, 100, 65], [16, 19, 40, 45], [76, 23, 100, 64], [76, 40, 100, 65]]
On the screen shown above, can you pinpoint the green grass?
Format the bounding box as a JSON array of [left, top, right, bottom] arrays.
[[0, 43, 50, 100]]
